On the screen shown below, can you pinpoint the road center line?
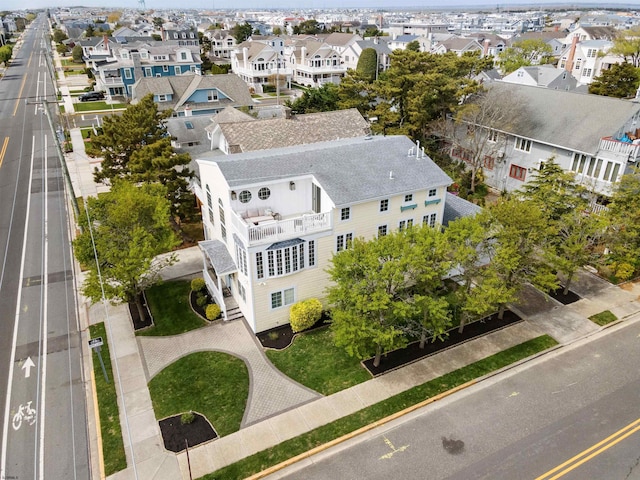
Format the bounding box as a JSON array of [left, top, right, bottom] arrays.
[[535, 417, 640, 480], [13, 51, 33, 117], [0, 137, 9, 168], [0, 135, 36, 479]]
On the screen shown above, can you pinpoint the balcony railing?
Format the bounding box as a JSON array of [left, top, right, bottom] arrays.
[[599, 136, 640, 161], [102, 76, 124, 85], [231, 211, 332, 246]]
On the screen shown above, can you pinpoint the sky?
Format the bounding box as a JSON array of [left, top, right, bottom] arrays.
[[7, 0, 640, 13]]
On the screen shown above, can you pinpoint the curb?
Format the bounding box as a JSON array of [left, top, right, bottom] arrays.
[[246, 380, 476, 480]]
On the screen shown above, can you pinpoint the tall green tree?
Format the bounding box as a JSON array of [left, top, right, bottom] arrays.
[[72, 44, 83, 63], [327, 232, 414, 367], [485, 198, 558, 317], [73, 181, 179, 321], [88, 94, 171, 182], [336, 70, 375, 116], [285, 83, 339, 113], [404, 226, 452, 347], [498, 39, 553, 74], [589, 62, 640, 98], [356, 47, 378, 82], [231, 22, 253, 43], [604, 169, 640, 280], [87, 94, 194, 221], [52, 28, 67, 43], [610, 28, 640, 67], [0, 45, 13, 65], [293, 19, 321, 34]]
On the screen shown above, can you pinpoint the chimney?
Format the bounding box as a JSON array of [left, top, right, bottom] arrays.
[[103, 34, 109, 54], [243, 47, 248, 70], [483, 38, 490, 57], [300, 46, 307, 65], [565, 35, 578, 72]]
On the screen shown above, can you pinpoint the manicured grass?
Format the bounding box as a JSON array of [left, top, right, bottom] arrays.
[[148, 351, 249, 437], [202, 335, 558, 480], [61, 58, 83, 66], [136, 280, 207, 336], [89, 322, 127, 476], [63, 68, 86, 76], [80, 127, 94, 139], [266, 328, 371, 395], [589, 310, 618, 326], [74, 101, 126, 112]]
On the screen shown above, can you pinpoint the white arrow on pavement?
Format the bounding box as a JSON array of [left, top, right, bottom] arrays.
[[22, 357, 35, 378]]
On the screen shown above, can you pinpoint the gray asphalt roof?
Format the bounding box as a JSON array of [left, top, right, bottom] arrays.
[[486, 82, 640, 153], [442, 193, 482, 227], [200, 135, 452, 206]]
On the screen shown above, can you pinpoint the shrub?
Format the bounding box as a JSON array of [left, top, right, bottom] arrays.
[[191, 277, 206, 292], [289, 298, 322, 333], [180, 411, 195, 425], [196, 293, 209, 307], [206, 303, 221, 321]]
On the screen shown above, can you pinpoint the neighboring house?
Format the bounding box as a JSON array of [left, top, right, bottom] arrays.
[[162, 28, 199, 46], [342, 37, 392, 73], [557, 37, 615, 85], [131, 73, 254, 116], [387, 34, 420, 51], [205, 107, 371, 153], [206, 30, 236, 60], [194, 135, 454, 333], [90, 40, 202, 98], [431, 37, 483, 56], [231, 37, 291, 93], [288, 39, 346, 87], [166, 116, 211, 149], [514, 30, 567, 58], [322, 32, 362, 56], [501, 65, 580, 91], [449, 82, 640, 196], [467, 33, 508, 58]]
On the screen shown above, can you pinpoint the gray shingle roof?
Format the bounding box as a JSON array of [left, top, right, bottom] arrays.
[[486, 82, 640, 154], [218, 109, 371, 153], [442, 193, 482, 227], [203, 135, 452, 206]]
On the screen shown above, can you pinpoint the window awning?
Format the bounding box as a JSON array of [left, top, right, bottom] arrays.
[[266, 238, 304, 250]]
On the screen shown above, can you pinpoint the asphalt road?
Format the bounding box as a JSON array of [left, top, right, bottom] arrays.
[[274, 318, 640, 480], [0, 15, 89, 480]]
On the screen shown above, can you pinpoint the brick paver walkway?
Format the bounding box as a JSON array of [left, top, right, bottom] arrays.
[[138, 320, 320, 426]]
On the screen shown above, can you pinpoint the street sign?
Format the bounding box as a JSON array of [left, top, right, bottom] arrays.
[[88, 337, 103, 349]]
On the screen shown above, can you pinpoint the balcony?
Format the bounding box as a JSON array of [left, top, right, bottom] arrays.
[[102, 76, 124, 85], [599, 136, 640, 162], [230, 211, 332, 246]]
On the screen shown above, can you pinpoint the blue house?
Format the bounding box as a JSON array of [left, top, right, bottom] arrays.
[[92, 40, 202, 98]]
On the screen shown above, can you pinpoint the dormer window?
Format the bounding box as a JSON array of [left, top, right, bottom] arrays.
[[180, 51, 187, 60], [207, 89, 219, 102], [173, 33, 178, 39]]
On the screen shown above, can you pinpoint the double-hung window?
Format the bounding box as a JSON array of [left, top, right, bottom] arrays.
[[514, 137, 531, 152], [271, 288, 294, 309]]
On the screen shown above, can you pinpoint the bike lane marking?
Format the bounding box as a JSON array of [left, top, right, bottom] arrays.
[[0, 135, 36, 479]]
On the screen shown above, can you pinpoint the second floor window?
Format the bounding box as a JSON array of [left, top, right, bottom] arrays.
[[380, 199, 389, 212], [341, 207, 350, 221], [336, 233, 353, 252], [509, 164, 527, 181], [378, 225, 387, 237], [514, 137, 532, 152]]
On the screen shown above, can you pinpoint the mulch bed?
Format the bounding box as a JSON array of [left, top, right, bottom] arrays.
[[189, 290, 212, 319], [363, 309, 523, 376], [159, 412, 217, 453], [128, 294, 153, 330], [257, 312, 332, 350], [547, 287, 581, 305]]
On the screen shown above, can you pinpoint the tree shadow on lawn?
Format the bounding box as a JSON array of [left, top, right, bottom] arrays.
[[363, 310, 523, 377], [128, 292, 153, 330]]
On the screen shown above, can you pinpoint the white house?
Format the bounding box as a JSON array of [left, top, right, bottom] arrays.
[[195, 135, 453, 333]]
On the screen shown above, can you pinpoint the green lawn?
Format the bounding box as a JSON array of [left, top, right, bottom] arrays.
[[148, 351, 249, 437], [74, 101, 126, 112], [137, 280, 207, 336], [63, 68, 86, 76], [589, 310, 618, 326], [89, 322, 126, 476], [202, 335, 558, 480], [80, 127, 95, 139], [266, 328, 371, 395]]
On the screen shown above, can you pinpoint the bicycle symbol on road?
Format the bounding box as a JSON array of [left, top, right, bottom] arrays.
[[12, 401, 37, 430]]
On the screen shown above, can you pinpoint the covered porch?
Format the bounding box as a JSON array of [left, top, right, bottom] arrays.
[[199, 240, 239, 321]]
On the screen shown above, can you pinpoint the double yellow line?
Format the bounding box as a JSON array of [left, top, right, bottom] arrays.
[[0, 137, 9, 168], [536, 417, 640, 479]]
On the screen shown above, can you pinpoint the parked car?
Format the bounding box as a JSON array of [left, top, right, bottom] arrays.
[[79, 91, 105, 102]]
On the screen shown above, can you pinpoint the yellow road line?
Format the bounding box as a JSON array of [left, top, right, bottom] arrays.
[[535, 417, 640, 480], [0, 137, 9, 168], [13, 51, 33, 116]]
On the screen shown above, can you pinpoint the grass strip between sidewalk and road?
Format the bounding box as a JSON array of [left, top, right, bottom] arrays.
[[89, 322, 127, 476], [589, 310, 618, 326], [202, 334, 558, 480]]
